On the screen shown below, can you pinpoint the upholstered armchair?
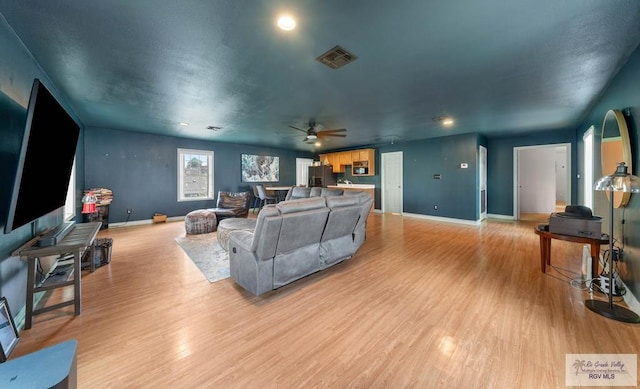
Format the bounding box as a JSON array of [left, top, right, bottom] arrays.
[[208, 191, 251, 221]]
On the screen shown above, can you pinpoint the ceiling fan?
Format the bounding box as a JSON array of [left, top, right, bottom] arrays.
[[288, 121, 347, 142]]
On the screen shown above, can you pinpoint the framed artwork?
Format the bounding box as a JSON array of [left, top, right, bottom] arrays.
[[0, 297, 19, 362], [241, 154, 279, 182]]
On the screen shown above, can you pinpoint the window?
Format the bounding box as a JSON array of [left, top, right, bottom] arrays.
[[177, 148, 214, 201], [583, 126, 594, 209], [63, 158, 76, 221]]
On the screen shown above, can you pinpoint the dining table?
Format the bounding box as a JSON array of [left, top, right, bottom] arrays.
[[265, 185, 293, 202]]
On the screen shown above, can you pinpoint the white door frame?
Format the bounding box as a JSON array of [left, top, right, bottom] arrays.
[[296, 158, 314, 187], [479, 145, 487, 221], [513, 143, 571, 219], [381, 151, 403, 214]]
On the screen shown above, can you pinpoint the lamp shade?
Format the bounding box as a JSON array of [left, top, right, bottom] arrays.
[[593, 162, 640, 193]]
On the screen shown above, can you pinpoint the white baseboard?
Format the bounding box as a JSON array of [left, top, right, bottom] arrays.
[[402, 212, 482, 226], [109, 216, 184, 228], [487, 213, 514, 220]]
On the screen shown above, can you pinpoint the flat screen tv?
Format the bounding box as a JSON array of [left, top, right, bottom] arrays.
[[4, 78, 81, 234]]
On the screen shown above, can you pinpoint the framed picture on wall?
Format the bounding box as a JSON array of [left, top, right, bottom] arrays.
[[241, 154, 280, 182], [0, 297, 19, 362]]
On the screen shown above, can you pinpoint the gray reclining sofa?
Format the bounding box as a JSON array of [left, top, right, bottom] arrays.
[[228, 191, 373, 296]]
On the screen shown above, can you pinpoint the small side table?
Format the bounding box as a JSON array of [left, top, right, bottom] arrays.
[[14, 222, 102, 329], [534, 225, 609, 276]]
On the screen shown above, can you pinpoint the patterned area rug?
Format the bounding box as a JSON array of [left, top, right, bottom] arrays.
[[175, 232, 229, 283]]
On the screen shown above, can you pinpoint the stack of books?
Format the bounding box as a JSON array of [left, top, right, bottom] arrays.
[[86, 188, 113, 206]]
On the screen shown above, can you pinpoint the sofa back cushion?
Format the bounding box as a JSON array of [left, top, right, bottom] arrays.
[[250, 206, 282, 259], [322, 195, 361, 241], [286, 186, 311, 201], [320, 188, 343, 197], [275, 197, 329, 253], [309, 187, 322, 197]]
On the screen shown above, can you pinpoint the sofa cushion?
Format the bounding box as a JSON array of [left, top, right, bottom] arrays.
[[320, 188, 343, 197], [276, 197, 326, 214], [310, 187, 322, 197], [286, 186, 311, 200]]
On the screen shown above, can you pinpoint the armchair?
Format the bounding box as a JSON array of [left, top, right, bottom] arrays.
[[208, 191, 251, 221]]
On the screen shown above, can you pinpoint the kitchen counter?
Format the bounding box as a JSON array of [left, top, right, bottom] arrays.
[[328, 185, 375, 212], [334, 183, 375, 189]]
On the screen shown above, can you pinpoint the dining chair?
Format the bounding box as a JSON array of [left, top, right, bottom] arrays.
[[256, 184, 277, 210], [251, 185, 262, 213]]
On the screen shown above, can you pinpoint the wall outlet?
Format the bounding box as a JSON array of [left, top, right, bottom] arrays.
[[434, 205, 438, 210], [127, 208, 132, 214]]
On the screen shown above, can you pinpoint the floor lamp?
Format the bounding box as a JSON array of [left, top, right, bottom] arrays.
[[585, 162, 640, 323]]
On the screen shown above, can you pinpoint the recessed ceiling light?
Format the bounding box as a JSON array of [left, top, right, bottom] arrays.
[[314, 142, 321, 147], [179, 122, 189, 126], [432, 116, 455, 126], [277, 15, 296, 31]]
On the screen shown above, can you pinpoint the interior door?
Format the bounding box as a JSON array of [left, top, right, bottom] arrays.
[[296, 158, 313, 186], [514, 144, 570, 220], [479, 146, 487, 220], [382, 151, 403, 214]]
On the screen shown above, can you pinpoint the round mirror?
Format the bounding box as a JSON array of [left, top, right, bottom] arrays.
[[601, 109, 632, 207]]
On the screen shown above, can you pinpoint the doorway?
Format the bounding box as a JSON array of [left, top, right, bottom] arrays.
[[514, 144, 571, 221], [381, 151, 403, 214], [296, 158, 314, 187]]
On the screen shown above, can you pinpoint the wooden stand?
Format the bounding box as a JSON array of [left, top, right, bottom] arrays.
[[534, 225, 609, 276], [14, 222, 102, 329]]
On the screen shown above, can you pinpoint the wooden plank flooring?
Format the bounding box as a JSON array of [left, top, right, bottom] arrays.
[[12, 213, 640, 388]]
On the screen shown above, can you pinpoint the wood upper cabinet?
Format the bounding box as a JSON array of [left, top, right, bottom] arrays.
[[338, 151, 352, 166], [318, 148, 375, 175]]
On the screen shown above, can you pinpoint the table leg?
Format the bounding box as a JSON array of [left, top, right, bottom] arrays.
[[590, 244, 600, 277], [74, 248, 82, 315], [539, 235, 551, 273], [25, 257, 36, 329]]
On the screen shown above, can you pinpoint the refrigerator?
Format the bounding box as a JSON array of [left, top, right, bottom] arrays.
[[308, 165, 337, 187]]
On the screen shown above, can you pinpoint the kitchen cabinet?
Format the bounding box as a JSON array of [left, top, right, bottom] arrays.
[[318, 148, 375, 175]]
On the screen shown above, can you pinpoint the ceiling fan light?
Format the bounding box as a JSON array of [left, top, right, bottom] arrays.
[[306, 134, 317, 140], [277, 15, 296, 31]]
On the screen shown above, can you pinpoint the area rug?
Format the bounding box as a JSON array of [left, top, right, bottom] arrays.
[[175, 232, 230, 283]]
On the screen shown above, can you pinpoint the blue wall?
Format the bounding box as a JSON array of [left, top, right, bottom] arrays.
[[486, 129, 577, 216], [335, 133, 481, 221], [0, 16, 86, 322], [84, 126, 313, 224], [575, 45, 640, 298]]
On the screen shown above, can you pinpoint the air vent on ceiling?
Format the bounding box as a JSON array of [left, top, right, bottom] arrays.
[[316, 45, 358, 69]]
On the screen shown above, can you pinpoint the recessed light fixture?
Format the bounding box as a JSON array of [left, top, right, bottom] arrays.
[[178, 122, 189, 126], [314, 141, 321, 147], [277, 15, 296, 31], [442, 118, 454, 126]]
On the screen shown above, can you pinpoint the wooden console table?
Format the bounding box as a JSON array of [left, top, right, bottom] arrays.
[[14, 222, 102, 329], [534, 225, 609, 276]]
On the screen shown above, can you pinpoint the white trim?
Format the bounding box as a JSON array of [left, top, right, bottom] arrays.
[[487, 213, 514, 220], [513, 143, 571, 220], [381, 151, 403, 214], [402, 212, 482, 226], [177, 148, 214, 202]]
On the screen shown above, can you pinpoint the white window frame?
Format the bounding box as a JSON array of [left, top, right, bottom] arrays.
[[177, 148, 214, 202], [64, 157, 76, 221], [583, 126, 594, 209]]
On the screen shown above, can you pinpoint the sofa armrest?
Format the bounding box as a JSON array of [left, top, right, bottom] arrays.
[[229, 230, 254, 254]]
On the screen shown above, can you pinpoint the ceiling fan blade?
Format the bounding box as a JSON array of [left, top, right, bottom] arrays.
[[319, 128, 347, 133], [289, 125, 308, 133], [318, 133, 346, 138]]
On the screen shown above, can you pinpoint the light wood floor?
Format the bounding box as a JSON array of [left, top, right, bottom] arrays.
[[12, 213, 640, 388]]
